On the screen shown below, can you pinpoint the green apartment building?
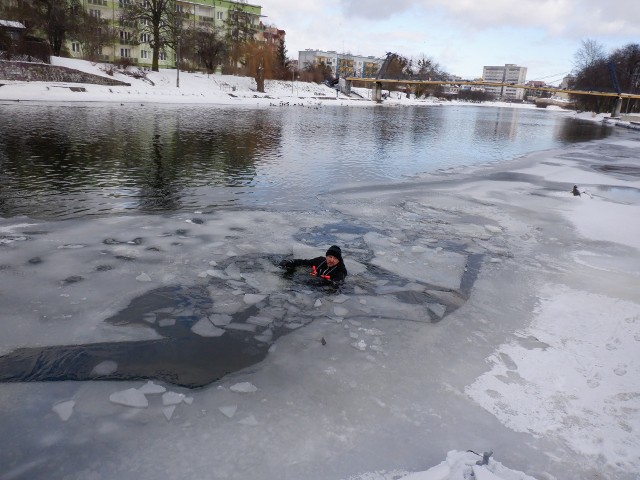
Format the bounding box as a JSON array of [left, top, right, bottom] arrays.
[[70, 0, 265, 69]]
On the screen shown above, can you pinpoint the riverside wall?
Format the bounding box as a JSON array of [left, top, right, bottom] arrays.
[[0, 60, 129, 86]]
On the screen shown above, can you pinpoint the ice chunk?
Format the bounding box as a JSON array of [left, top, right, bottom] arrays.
[[225, 323, 257, 332], [484, 224, 503, 234], [230, 382, 258, 393], [243, 294, 267, 305], [246, 315, 273, 327], [91, 360, 118, 376], [162, 405, 176, 421], [158, 318, 176, 327], [332, 294, 349, 304], [52, 400, 75, 421], [138, 381, 166, 395], [162, 391, 186, 406], [210, 314, 233, 326], [110, 388, 149, 408], [428, 303, 447, 319], [184, 397, 194, 405], [136, 272, 152, 282], [219, 405, 238, 418], [314, 299, 322, 307], [351, 340, 367, 351], [206, 269, 226, 279], [334, 306, 349, 316], [238, 415, 258, 426], [191, 318, 225, 337]]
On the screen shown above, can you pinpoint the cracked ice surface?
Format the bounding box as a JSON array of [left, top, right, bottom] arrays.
[[1, 132, 640, 479]]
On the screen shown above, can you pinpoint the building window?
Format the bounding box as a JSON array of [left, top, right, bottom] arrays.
[[140, 33, 149, 43], [120, 48, 130, 58], [216, 11, 224, 20], [71, 42, 80, 53], [140, 50, 148, 59], [159, 51, 167, 61], [89, 9, 101, 18]]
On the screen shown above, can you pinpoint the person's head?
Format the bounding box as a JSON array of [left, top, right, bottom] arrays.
[[325, 245, 343, 267]]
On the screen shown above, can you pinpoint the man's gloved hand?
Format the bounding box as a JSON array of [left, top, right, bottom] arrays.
[[278, 259, 294, 269]]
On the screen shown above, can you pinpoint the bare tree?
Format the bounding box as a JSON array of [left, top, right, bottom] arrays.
[[182, 25, 227, 73], [573, 38, 606, 72], [122, 0, 179, 71], [223, 4, 256, 74]]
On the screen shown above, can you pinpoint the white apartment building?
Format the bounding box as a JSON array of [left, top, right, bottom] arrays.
[[298, 49, 383, 78], [482, 64, 527, 100]]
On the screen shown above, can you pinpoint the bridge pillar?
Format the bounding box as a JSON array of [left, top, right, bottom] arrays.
[[611, 96, 623, 118], [372, 82, 383, 103], [340, 78, 351, 96]]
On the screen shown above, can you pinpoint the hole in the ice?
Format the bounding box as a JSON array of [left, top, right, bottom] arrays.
[[0, 251, 485, 388]]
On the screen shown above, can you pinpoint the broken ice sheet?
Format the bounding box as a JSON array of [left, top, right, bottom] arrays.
[[52, 400, 76, 421], [190, 318, 225, 337], [229, 382, 258, 393], [162, 405, 176, 421], [109, 388, 149, 408], [219, 405, 238, 418], [138, 381, 166, 395], [162, 391, 186, 406]]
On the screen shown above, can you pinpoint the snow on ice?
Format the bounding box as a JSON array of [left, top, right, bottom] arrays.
[[0, 60, 640, 480]]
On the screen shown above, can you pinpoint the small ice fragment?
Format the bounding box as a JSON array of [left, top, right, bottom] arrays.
[[334, 306, 349, 316], [191, 318, 225, 337], [332, 294, 349, 304], [206, 269, 226, 279], [243, 294, 267, 305], [162, 405, 176, 421], [210, 314, 233, 326], [58, 244, 85, 249], [138, 381, 166, 395], [91, 360, 118, 376], [136, 272, 152, 282], [238, 415, 258, 426], [208, 260, 217, 266], [247, 316, 272, 327], [428, 303, 447, 318], [349, 332, 359, 339], [230, 382, 258, 393], [314, 299, 322, 307], [158, 318, 176, 327], [362, 328, 385, 336], [411, 245, 426, 253], [351, 340, 367, 351], [219, 405, 238, 418], [162, 391, 186, 406], [484, 225, 502, 234], [490, 258, 502, 263], [110, 388, 149, 408], [184, 397, 194, 405], [52, 400, 75, 421], [197, 271, 208, 278]]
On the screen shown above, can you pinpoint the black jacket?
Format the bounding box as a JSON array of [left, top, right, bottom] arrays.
[[289, 256, 348, 283]]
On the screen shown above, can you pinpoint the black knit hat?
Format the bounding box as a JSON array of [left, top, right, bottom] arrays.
[[326, 245, 343, 261]]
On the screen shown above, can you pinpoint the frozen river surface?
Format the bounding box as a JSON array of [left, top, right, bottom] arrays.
[[0, 105, 639, 480]]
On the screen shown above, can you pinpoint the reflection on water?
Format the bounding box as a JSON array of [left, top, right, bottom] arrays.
[[0, 103, 612, 218]]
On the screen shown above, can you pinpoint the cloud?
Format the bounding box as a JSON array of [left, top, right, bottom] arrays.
[[335, 0, 640, 37]]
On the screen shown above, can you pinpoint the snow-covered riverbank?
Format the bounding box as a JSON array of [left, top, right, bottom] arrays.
[[1, 58, 639, 480]]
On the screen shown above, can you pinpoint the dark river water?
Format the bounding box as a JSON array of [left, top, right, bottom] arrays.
[[0, 103, 612, 219]]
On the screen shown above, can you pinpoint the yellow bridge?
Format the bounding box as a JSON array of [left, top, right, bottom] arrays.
[[343, 77, 640, 102]]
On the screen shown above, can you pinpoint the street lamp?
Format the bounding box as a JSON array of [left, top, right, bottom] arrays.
[[176, 35, 181, 88]]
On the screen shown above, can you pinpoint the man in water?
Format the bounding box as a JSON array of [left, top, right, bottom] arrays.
[[278, 245, 348, 284]]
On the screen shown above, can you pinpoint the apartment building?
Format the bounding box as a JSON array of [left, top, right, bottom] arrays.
[[482, 64, 527, 100], [69, 0, 267, 69], [298, 49, 383, 78]]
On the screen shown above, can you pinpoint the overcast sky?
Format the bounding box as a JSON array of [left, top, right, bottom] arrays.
[[262, 0, 640, 84]]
